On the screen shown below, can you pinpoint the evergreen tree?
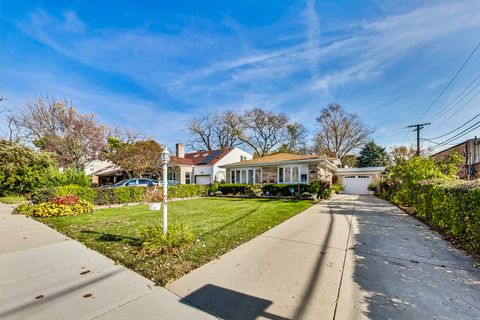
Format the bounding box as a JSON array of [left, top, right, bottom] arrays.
[[357, 141, 390, 167]]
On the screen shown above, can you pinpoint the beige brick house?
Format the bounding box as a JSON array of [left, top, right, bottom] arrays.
[[221, 153, 341, 185], [221, 152, 385, 194]]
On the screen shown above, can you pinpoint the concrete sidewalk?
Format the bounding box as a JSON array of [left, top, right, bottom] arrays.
[[0, 203, 216, 320], [168, 195, 480, 319]]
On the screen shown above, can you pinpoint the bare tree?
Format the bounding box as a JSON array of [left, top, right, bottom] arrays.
[[9, 96, 106, 169], [188, 111, 244, 150], [106, 127, 145, 145], [313, 103, 372, 160], [188, 114, 216, 150], [277, 122, 308, 153], [240, 108, 289, 157], [213, 111, 244, 149]]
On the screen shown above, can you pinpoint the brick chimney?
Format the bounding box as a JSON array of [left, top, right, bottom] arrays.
[[176, 143, 185, 158]]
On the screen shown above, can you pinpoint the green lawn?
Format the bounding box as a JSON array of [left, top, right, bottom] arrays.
[[39, 198, 314, 285], [0, 196, 27, 204]]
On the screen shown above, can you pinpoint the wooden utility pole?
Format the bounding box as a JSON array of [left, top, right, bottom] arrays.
[[406, 123, 431, 155]]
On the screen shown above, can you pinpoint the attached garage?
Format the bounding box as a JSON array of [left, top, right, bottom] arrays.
[[336, 167, 385, 195], [195, 175, 211, 185], [342, 175, 372, 195]]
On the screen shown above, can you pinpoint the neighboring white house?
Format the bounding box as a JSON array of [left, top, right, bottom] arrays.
[[170, 144, 252, 185], [84, 160, 113, 176]]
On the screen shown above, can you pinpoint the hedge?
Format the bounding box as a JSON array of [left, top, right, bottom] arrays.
[[32, 184, 208, 205], [261, 184, 310, 197], [213, 184, 256, 195], [391, 179, 480, 253]]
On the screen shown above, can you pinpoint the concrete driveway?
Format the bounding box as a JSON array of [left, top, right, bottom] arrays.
[[168, 195, 480, 319]]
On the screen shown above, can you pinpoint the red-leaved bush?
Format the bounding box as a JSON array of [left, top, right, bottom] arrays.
[[51, 195, 80, 205]]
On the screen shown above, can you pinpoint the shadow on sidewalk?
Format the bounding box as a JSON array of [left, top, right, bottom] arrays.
[[181, 284, 289, 320]]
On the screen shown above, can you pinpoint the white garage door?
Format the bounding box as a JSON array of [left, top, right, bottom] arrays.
[[195, 175, 211, 185], [342, 175, 372, 195]]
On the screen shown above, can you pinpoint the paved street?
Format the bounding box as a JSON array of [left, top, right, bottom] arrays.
[[168, 195, 480, 319], [0, 203, 215, 320]]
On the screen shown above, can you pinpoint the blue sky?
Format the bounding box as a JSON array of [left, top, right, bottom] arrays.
[[1, 0, 480, 152]]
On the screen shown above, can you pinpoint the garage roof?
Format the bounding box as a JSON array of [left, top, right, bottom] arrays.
[[336, 167, 385, 174]]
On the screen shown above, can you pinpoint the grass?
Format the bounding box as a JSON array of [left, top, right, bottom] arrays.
[[39, 198, 314, 285], [0, 196, 27, 204]]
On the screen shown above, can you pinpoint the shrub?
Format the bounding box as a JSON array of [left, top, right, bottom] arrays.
[[262, 184, 310, 197], [143, 188, 164, 203], [43, 168, 91, 188], [213, 184, 254, 196], [94, 188, 116, 205], [331, 184, 345, 193], [396, 180, 480, 253], [54, 184, 97, 202], [0, 140, 55, 196], [113, 186, 148, 203], [368, 183, 378, 191], [138, 223, 195, 254], [51, 195, 80, 205], [32, 185, 96, 203], [14, 200, 94, 217], [168, 184, 208, 198], [308, 181, 332, 199], [217, 183, 254, 195]]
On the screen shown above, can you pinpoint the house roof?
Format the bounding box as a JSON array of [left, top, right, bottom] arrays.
[[171, 148, 234, 166], [222, 153, 339, 168], [92, 165, 125, 177]]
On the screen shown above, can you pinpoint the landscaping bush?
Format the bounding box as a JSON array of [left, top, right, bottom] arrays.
[[262, 184, 310, 197], [0, 140, 55, 196], [94, 188, 116, 205], [168, 184, 208, 198], [113, 186, 148, 203], [55, 184, 97, 202], [308, 181, 332, 199], [138, 223, 195, 254], [215, 184, 255, 196], [400, 180, 480, 252], [331, 184, 345, 193], [32, 185, 96, 203], [14, 199, 94, 217], [143, 188, 164, 203], [31, 187, 57, 204], [43, 168, 91, 188]]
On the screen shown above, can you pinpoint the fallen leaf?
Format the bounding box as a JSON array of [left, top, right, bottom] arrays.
[[83, 293, 93, 298], [80, 270, 91, 275], [35, 295, 44, 300]]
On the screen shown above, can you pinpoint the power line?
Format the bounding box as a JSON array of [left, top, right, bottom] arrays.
[[430, 119, 480, 149], [415, 40, 480, 122], [429, 112, 480, 140], [428, 87, 480, 133], [428, 72, 480, 123]]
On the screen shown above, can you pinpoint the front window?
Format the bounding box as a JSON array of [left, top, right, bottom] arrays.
[[278, 168, 284, 183], [235, 170, 241, 183], [241, 170, 247, 184], [185, 172, 191, 184]]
